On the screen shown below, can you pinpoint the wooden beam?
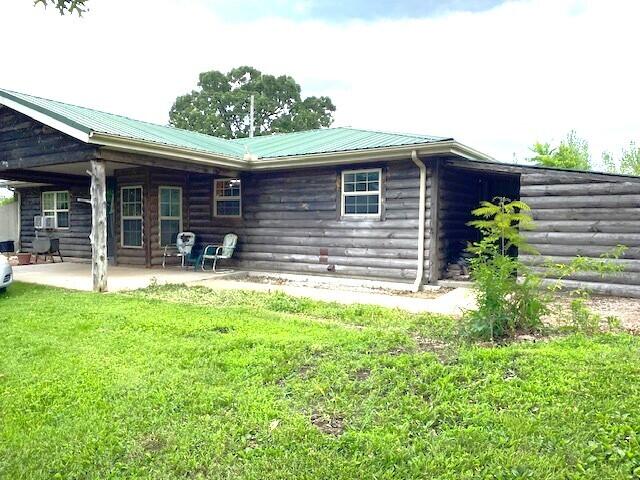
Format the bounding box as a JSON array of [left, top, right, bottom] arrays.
[[444, 158, 525, 176], [0, 169, 90, 186], [428, 158, 441, 284], [0, 148, 98, 171], [89, 160, 108, 292], [98, 148, 239, 177]]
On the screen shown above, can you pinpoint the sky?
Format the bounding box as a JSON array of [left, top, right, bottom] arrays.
[[1, 0, 639, 169]]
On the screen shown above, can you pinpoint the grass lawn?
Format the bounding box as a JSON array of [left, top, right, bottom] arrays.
[[1, 282, 640, 479]]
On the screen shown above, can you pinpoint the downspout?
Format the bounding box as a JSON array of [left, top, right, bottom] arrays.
[[411, 150, 426, 292]]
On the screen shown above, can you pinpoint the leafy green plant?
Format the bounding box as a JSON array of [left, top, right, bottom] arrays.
[[545, 246, 627, 333], [463, 197, 548, 341], [0, 195, 15, 206], [465, 197, 628, 340]]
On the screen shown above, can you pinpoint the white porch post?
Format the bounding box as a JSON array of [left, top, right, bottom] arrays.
[[89, 159, 108, 292]]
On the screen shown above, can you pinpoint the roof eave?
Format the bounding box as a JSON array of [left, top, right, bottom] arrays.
[[248, 141, 494, 170], [88, 133, 249, 170], [0, 94, 91, 143]]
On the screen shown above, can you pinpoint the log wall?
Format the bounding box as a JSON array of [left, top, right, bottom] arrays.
[[187, 160, 432, 282], [0, 106, 97, 170], [520, 170, 640, 298], [17, 185, 92, 259]]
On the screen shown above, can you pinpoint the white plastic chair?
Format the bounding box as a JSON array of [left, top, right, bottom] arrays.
[[162, 232, 196, 268], [201, 233, 238, 271]]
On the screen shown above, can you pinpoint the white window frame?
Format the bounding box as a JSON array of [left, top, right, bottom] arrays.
[[341, 168, 382, 218], [158, 186, 183, 247], [41, 190, 70, 229], [214, 178, 242, 218], [120, 185, 144, 249]]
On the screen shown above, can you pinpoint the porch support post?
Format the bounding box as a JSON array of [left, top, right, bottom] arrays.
[[428, 158, 441, 284], [89, 159, 108, 292]]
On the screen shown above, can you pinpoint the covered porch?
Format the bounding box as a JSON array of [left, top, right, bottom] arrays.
[[11, 261, 243, 292]]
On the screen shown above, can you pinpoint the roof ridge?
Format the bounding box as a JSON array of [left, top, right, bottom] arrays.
[[337, 126, 450, 141], [229, 126, 450, 143], [0, 88, 239, 148]]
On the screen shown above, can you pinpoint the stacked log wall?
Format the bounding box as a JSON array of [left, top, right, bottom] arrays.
[[17, 185, 92, 259], [187, 160, 432, 282], [0, 106, 97, 170], [520, 171, 640, 298]]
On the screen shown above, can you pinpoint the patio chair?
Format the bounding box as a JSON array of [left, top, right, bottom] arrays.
[[33, 237, 63, 263], [162, 232, 196, 268], [201, 233, 238, 272]]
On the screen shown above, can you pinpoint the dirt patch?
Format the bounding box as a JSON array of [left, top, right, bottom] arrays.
[[310, 411, 345, 436], [351, 368, 371, 381], [413, 335, 457, 363], [140, 434, 167, 452], [545, 294, 640, 333], [387, 345, 411, 356], [241, 275, 450, 299], [298, 364, 313, 379]]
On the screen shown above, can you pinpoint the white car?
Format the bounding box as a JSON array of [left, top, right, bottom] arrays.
[[0, 255, 12, 293]]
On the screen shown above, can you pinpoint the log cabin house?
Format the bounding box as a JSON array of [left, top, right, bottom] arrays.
[[1, 88, 639, 296]]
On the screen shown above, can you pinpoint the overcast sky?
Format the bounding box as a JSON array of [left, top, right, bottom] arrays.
[[1, 0, 639, 169]]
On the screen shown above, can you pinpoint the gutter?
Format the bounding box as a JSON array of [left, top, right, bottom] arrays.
[[88, 133, 249, 170], [411, 150, 426, 292], [248, 140, 494, 170]]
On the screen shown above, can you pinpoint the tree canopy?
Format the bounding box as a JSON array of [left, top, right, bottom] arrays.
[[602, 141, 640, 176], [34, 0, 87, 15], [529, 130, 591, 170], [169, 66, 336, 139]]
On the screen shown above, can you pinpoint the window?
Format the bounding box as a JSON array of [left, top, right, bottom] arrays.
[[121, 186, 143, 248], [42, 191, 70, 228], [159, 186, 182, 247], [214, 178, 241, 217], [341, 169, 382, 217]]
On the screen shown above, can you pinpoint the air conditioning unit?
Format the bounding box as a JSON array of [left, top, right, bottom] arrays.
[[34, 216, 56, 230]]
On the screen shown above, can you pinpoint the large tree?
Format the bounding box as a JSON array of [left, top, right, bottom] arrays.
[[34, 0, 87, 15], [529, 130, 591, 170], [169, 66, 336, 139], [602, 141, 640, 176]]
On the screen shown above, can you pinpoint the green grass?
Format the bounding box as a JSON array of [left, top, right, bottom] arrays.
[[1, 282, 640, 479]]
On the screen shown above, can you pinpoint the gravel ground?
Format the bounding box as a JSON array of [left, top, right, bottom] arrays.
[[546, 294, 640, 333]]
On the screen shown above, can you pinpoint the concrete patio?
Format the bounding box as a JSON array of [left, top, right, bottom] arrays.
[[11, 261, 477, 316], [12, 261, 242, 292]]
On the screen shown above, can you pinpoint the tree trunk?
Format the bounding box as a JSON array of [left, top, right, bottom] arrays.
[[89, 160, 107, 292]]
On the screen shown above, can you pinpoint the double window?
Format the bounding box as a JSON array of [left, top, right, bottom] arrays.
[[121, 186, 143, 248], [42, 191, 70, 228], [341, 169, 382, 217], [214, 178, 241, 217], [159, 186, 182, 247]]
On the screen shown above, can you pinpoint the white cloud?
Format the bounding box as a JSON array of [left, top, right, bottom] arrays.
[[1, 0, 639, 168]]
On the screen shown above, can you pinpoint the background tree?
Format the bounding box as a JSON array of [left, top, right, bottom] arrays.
[[602, 141, 640, 176], [169, 66, 336, 139], [529, 130, 591, 170], [34, 0, 87, 15]]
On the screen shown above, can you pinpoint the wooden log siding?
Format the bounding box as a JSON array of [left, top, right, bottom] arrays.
[[187, 160, 432, 282], [0, 107, 98, 170], [17, 185, 92, 259], [520, 170, 640, 298]]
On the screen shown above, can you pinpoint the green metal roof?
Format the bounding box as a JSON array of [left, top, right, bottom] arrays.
[[0, 88, 453, 162], [0, 89, 244, 158], [232, 127, 450, 158]]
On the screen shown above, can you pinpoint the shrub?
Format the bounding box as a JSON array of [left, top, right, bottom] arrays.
[[463, 197, 548, 341], [464, 198, 627, 340]]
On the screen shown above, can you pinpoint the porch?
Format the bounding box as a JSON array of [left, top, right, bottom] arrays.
[[11, 261, 242, 292]]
